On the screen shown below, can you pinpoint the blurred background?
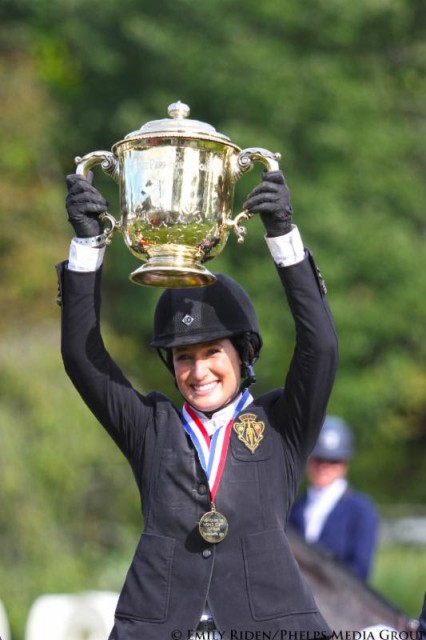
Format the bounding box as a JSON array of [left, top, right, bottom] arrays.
[[0, 0, 425, 638]]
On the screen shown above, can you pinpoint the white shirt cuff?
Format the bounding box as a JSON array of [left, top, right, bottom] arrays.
[[68, 238, 106, 272], [67, 226, 304, 272], [264, 225, 305, 267]]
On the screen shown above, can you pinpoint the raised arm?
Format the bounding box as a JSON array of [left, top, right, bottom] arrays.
[[244, 170, 339, 476], [57, 174, 155, 459]]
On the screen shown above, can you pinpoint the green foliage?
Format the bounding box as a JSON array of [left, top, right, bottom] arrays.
[[0, 325, 141, 639], [1, 1, 425, 636], [371, 543, 426, 618]]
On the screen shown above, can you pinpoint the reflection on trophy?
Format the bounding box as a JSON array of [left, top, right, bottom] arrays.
[[75, 101, 281, 288]]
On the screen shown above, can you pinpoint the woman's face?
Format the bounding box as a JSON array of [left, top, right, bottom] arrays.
[[172, 338, 241, 413]]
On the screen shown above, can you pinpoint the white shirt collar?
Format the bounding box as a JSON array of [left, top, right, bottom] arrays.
[[304, 477, 348, 543], [188, 392, 253, 437]]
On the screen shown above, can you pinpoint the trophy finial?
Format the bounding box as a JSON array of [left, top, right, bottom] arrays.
[[168, 101, 190, 119]]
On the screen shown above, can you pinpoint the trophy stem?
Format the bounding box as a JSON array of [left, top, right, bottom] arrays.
[[129, 248, 216, 288]]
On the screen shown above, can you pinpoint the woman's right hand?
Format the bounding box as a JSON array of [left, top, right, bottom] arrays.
[[65, 172, 108, 237]]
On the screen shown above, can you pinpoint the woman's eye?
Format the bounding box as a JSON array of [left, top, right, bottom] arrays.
[[207, 347, 220, 356], [175, 353, 191, 362]]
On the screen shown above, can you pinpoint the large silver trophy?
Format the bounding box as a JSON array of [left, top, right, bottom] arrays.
[[75, 101, 281, 287]]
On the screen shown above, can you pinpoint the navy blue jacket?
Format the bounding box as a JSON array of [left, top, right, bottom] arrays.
[[289, 488, 379, 580], [57, 252, 338, 640]]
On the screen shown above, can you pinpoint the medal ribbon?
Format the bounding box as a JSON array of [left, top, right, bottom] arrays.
[[182, 389, 252, 502]]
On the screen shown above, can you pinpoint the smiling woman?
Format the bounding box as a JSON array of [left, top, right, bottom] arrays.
[[58, 167, 338, 639], [172, 340, 242, 414]]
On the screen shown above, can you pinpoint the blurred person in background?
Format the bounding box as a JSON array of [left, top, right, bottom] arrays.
[[289, 415, 379, 581]]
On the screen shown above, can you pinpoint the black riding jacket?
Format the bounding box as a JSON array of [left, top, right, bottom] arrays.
[[57, 251, 338, 640]]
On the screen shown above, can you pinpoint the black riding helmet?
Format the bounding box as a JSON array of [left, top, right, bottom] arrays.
[[150, 273, 263, 387]]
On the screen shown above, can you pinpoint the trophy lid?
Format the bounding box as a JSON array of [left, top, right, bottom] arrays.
[[124, 101, 231, 142]]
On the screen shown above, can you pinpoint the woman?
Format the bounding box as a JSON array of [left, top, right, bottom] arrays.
[[58, 168, 338, 639]]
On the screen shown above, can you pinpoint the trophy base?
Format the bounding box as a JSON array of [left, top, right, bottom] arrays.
[[129, 259, 216, 288]]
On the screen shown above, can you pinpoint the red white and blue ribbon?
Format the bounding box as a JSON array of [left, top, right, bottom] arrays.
[[182, 389, 252, 502]]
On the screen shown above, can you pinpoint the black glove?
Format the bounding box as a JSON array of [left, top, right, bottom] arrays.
[[65, 172, 109, 238], [243, 170, 293, 237]]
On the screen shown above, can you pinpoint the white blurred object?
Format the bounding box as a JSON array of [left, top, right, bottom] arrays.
[[0, 599, 11, 640], [25, 591, 119, 640], [381, 516, 426, 545]]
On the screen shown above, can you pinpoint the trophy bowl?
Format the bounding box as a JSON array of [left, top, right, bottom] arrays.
[[75, 101, 280, 288]]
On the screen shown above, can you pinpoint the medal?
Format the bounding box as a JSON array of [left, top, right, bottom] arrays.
[[182, 390, 253, 543], [199, 503, 229, 543]]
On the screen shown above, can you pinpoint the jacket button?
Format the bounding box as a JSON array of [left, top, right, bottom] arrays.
[[202, 549, 212, 559], [198, 483, 208, 495]]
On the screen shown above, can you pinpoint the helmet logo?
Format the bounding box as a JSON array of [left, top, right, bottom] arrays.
[[181, 314, 194, 326]]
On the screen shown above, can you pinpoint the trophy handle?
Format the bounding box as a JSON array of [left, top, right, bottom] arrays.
[[228, 147, 282, 243], [74, 151, 122, 242]]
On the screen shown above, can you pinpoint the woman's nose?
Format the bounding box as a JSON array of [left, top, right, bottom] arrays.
[[192, 357, 208, 379]]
